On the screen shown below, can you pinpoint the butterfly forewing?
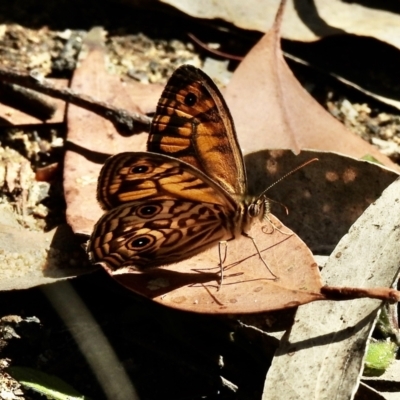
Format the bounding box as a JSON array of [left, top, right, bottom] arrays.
[[89, 65, 266, 274], [88, 200, 234, 270], [148, 65, 247, 196], [96, 151, 237, 211]]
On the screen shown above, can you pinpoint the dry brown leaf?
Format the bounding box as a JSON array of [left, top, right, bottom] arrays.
[[164, 0, 400, 111], [159, 0, 400, 51], [246, 150, 399, 253], [62, 21, 400, 314], [64, 28, 162, 235], [62, 29, 333, 313], [224, 7, 399, 170], [106, 149, 400, 312], [111, 216, 324, 314]]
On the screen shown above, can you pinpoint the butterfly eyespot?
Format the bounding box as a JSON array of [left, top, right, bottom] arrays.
[[131, 164, 150, 174], [137, 204, 162, 218], [129, 235, 153, 249], [184, 92, 197, 106]]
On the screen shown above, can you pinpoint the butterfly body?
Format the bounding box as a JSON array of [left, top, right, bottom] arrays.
[[88, 65, 270, 272]]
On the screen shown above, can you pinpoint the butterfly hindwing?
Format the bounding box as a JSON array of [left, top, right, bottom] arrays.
[[88, 199, 233, 270]]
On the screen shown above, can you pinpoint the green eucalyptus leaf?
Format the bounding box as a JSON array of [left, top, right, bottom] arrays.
[[7, 366, 90, 400]]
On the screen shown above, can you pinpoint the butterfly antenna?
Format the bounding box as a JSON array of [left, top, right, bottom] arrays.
[[260, 158, 318, 197]]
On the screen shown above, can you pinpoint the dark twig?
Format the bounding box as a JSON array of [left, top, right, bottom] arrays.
[[187, 32, 244, 61], [0, 82, 57, 121], [0, 66, 152, 134]]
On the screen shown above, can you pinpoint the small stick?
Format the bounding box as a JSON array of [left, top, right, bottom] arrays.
[[321, 285, 400, 303], [0, 66, 151, 134]]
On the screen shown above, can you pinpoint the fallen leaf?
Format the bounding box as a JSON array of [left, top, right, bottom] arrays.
[[64, 28, 162, 235], [263, 176, 400, 399], [112, 216, 324, 314], [62, 21, 399, 315], [159, 0, 400, 51], [224, 6, 399, 170], [246, 150, 399, 253], [98, 149, 400, 313], [7, 366, 88, 400], [162, 0, 400, 111]]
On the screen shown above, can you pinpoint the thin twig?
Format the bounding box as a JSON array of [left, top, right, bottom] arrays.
[[0, 66, 152, 134], [187, 32, 244, 61]]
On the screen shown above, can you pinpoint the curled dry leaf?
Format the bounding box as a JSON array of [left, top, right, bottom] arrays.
[[224, 4, 399, 171], [160, 0, 400, 51], [263, 177, 400, 399], [160, 1, 400, 110], [35, 162, 59, 182]]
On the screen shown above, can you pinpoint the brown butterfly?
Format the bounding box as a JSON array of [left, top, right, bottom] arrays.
[[87, 65, 275, 276]]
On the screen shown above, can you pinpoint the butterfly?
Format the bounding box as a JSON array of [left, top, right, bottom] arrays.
[[87, 64, 276, 278]]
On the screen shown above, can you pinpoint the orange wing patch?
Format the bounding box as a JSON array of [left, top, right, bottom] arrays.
[[148, 65, 247, 196]]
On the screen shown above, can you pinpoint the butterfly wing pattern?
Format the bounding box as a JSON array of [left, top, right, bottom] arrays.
[[148, 65, 247, 196], [88, 65, 267, 272]]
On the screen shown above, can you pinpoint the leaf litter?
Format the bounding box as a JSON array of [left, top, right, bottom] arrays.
[[0, 0, 400, 398]]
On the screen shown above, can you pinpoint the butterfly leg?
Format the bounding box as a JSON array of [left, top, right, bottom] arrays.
[[242, 232, 279, 280], [217, 241, 228, 290]]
